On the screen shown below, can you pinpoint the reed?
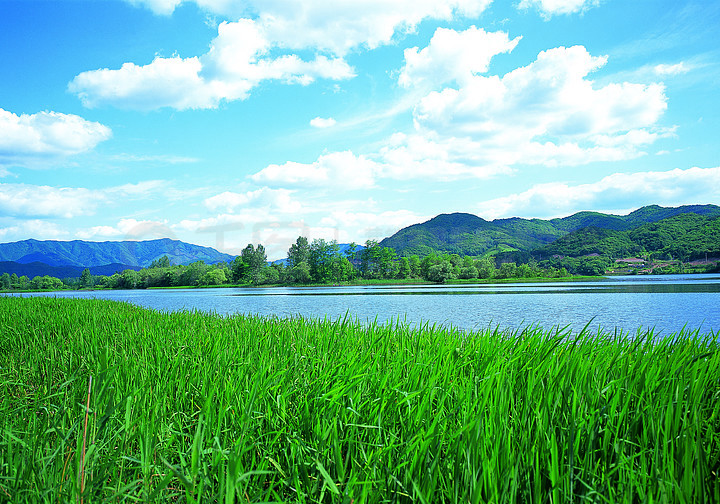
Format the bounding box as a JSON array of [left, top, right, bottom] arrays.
[[1, 296, 718, 502]]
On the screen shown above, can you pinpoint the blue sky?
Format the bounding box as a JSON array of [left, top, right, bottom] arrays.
[[1, 0, 718, 259]]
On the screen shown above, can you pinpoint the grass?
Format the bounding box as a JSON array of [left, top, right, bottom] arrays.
[[1, 296, 719, 503]]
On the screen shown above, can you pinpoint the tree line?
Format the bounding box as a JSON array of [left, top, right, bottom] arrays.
[[0, 236, 583, 291]]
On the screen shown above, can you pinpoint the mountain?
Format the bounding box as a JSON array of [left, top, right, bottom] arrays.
[[379, 204, 720, 257], [0, 238, 235, 269], [537, 213, 720, 261], [0, 261, 142, 279]]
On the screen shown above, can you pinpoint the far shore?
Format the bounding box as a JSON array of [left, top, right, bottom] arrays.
[[0, 273, 697, 295]]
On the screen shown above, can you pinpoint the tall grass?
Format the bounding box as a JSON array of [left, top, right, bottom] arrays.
[[1, 296, 719, 502]]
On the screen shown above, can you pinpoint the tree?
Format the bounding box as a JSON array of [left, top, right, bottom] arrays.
[[497, 262, 518, 279], [30, 275, 64, 290], [287, 236, 310, 268], [120, 269, 140, 289], [17, 275, 29, 290], [80, 268, 93, 288], [427, 261, 456, 283], [329, 256, 355, 282], [308, 239, 340, 283], [150, 255, 171, 268], [252, 266, 279, 285], [0, 273, 10, 290], [241, 244, 267, 272], [458, 266, 479, 279], [359, 241, 397, 279], [180, 261, 210, 286], [231, 256, 249, 283], [408, 255, 421, 278], [201, 268, 227, 286], [475, 258, 495, 279], [397, 257, 411, 279], [288, 262, 311, 284]]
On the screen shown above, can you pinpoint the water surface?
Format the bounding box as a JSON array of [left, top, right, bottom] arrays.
[[9, 274, 720, 335]]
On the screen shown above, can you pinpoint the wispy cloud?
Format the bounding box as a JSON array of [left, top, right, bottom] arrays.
[[517, 0, 601, 19]]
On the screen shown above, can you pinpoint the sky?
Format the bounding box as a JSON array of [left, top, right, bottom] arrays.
[[1, 0, 719, 259]]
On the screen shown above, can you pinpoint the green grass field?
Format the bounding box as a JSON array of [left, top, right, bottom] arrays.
[[1, 297, 719, 503]]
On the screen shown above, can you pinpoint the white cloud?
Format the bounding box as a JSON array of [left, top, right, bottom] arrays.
[[310, 117, 337, 128], [251, 150, 378, 189], [0, 180, 165, 219], [70, 19, 354, 110], [182, 187, 425, 258], [70, 56, 219, 110], [413, 45, 668, 167], [654, 62, 690, 76], [518, 0, 600, 18], [204, 187, 301, 213], [399, 27, 521, 89], [0, 108, 111, 161], [378, 133, 512, 180], [126, 0, 182, 15], [106, 180, 167, 197], [319, 209, 427, 242], [476, 166, 720, 219], [125, 0, 244, 16], [248, 44, 670, 188], [83, 0, 495, 110], [126, 0, 492, 55], [0, 184, 107, 218], [77, 218, 173, 240], [0, 219, 68, 241], [255, 0, 492, 56]]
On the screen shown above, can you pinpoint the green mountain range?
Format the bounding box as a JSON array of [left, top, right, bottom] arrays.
[[538, 213, 720, 261], [379, 204, 720, 258], [0, 238, 235, 269]]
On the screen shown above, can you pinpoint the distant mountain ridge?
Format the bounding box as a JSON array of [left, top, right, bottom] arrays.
[[380, 204, 720, 257], [0, 238, 235, 269], [0, 261, 142, 279]]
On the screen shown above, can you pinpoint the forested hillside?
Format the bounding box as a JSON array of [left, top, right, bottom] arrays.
[[538, 214, 720, 261], [380, 205, 720, 258]]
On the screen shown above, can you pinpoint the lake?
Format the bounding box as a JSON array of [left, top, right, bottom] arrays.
[[7, 273, 720, 336]]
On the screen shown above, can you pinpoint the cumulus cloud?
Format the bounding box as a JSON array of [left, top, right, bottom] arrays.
[[0, 180, 165, 219], [69, 19, 354, 110], [0, 108, 111, 161], [518, 0, 600, 18], [377, 133, 512, 180], [248, 43, 670, 187], [255, 0, 492, 55], [78, 0, 495, 109], [0, 183, 107, 219], [310, 117, 337, 128], [476, 166, 720, 219], [250, 151, 378, 189], [125, 0, 492, 54], [399, 27, 521, 89], [413, 45, 668, 167]]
